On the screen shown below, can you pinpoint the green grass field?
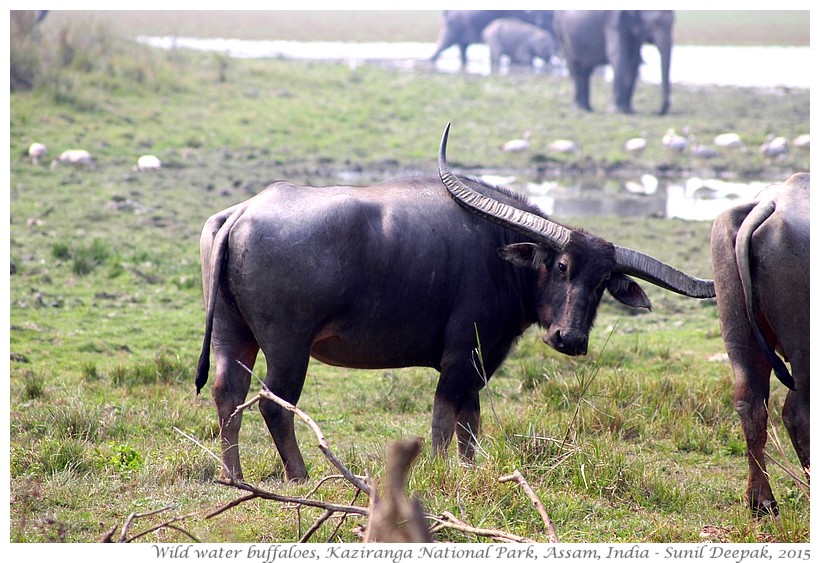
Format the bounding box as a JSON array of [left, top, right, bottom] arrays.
[[9, 11, 810, 544]]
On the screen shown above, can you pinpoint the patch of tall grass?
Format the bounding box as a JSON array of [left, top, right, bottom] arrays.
[[11, 10, 183, 97], [109, 351, 192, 387]]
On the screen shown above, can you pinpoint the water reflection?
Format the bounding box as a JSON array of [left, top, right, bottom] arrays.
[[482, 174, 770, 222]]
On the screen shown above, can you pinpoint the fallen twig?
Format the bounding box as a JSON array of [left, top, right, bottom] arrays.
[[206, 370, 554, 544], [99, 506, 201, 543], [236, 361, 371, 496], [303, 474, 369, 500], [500, 469, 559, 543], [211, 479, 369, 517], [299, 509, 334, 543], [429, 511, 533, 543], [204, 492, 260, 519]]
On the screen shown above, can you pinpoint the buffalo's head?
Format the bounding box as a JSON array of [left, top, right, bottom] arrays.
[[438, 123, 715, 356]]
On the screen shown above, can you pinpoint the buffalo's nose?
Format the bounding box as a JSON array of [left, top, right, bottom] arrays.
[[544, 328, 588, 356]]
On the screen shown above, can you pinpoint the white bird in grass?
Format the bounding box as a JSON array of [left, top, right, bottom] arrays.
[[134, 154, 162, 171], [501, 130, 531, 152], [760, 134, 789, 157], [792, 134, 810, 150], [548, 138, 578, 154], [689, 139, 719, 159], [28, 142, 47, 165], [623, 133, 647, 155], [713, 133, 745, 150], [51, 149, 95, 170], [661, 128, 688, 152]]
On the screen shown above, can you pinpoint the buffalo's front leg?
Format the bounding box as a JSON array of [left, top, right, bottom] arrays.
[[259, 348, 311, 482], [432, 371, 482, 463], [456, 391, 481, 462]]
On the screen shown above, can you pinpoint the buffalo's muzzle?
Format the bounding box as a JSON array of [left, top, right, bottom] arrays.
[[544, 328, 588, 356]]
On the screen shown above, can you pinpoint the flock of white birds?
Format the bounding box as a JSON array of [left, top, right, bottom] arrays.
[[26, 142, 162, 171], [500, 129, 809, 159], [28, 130, 808, 174]]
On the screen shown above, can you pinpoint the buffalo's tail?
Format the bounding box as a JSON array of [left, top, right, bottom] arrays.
[[735, 198, 795, 390], [195, 204, 249, 394]]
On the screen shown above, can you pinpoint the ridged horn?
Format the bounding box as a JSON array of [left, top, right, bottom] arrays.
[[438, 124, 716, 300], [613, 245, 716, 298], [438, 123, 572, 252]]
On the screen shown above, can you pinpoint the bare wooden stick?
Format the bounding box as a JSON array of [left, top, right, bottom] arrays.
[[429, 511, 533, 543], [328, 489, 363, 542], [299, 509, 334, 543], [500, 469, 559, 543], [127, 519, 202, 544], [257, 387, 372, 496], [235, 361, 372, 496], [303, 474, 369, 500], [118, 506, 173, 542], [99, 506, 201, 543], [204, 492, 260, 519], [213, 478, 369, 517]]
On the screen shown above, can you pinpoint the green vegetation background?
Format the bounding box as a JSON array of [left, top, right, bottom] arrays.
[[9, 10, 810, 543]]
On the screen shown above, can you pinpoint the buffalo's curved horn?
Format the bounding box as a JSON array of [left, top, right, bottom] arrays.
[[613, 246, 716, 298], [438, 123, 572, 252], [438, 124, 716, 299]]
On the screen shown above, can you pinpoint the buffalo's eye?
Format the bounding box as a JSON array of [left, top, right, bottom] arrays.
[[557, 261, 568, 274]]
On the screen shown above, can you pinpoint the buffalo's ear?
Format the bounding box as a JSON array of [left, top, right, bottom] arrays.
[[607, 273, 652, 309], [499, 243, 551, 270]]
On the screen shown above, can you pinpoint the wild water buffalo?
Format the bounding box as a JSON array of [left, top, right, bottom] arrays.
[[196, 124, 715, 482], [710, 172, 810, 516]]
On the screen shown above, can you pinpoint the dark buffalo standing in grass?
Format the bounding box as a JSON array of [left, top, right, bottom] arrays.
[[710, 172, 810, 516], [196, 125, 715, 482]]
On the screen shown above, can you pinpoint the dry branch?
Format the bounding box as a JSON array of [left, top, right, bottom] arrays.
[[99, 506, 201, 543], [235, 361, 371, 495], [429, 511, 532, 543], [210, 479, 369, 517], [500, 469, 559, 543], [259, 388, 372, 495], [204, 374, 552, 544]]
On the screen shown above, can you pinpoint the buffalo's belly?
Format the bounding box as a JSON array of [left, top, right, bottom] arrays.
[[309, 326, 438, 370]]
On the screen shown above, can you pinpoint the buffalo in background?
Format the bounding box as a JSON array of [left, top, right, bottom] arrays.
[[711, 173, 810, 516]]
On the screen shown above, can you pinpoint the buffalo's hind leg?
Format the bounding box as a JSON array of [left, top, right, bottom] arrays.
[[257, 341, 312, 482], [210, 334, 259, 482], [782, 353, 810, 474], [732, 353, 778, 517]]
